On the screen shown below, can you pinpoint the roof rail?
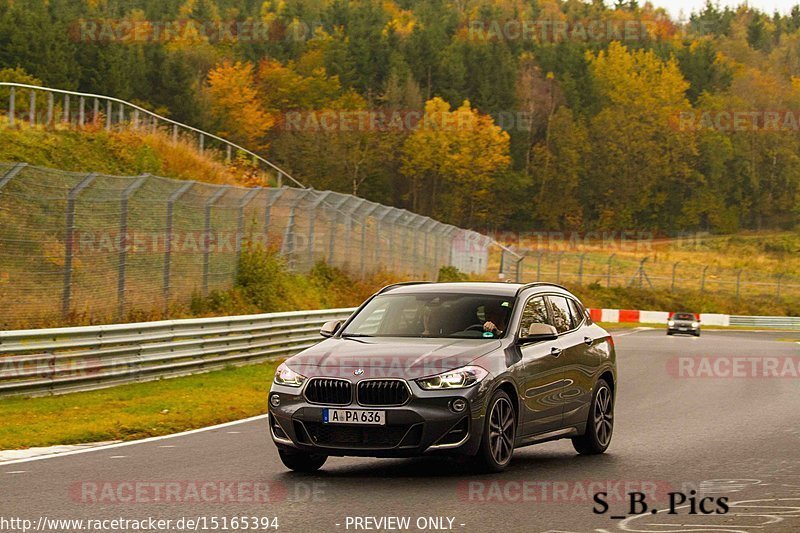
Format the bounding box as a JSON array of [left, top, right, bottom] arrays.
[[377, 281, 434, 294], [515, 282, 570, 296]]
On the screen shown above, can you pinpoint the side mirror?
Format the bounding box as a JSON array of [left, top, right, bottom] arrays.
[[517, 323, 558, 345], [320, 320, 342, 338]]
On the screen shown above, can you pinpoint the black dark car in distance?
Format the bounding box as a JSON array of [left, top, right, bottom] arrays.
[[667, 312, 701, 336], [268, 282, 617, 473]]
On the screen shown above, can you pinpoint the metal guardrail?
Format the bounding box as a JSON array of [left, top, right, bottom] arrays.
[[0, 82, 304, 188], [729, 316, 800, 329], [0, 308, 356, 397]]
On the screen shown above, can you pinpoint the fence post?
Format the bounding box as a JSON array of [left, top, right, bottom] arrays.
[[106, 100, 112, 130], [163, 182, 193, 312], [671, 261, 680, 293], [199, 133, 204, 154], [515, 255, 524, 283], [118, 102, 124, 124], [0, 163, 27, 190], [281, 190, 310, 269], [78, 96, 85, 127], [555, 252, 565, 283], [235, 188, 260, 279], [361, 204, 380, 276], [29, 89, 35, 126], [117, 175, 148, 321], [735, 269, 742, 300], [326, 196, 350, 265], [535, 251, 542, 281], [63, 93, 70, 124], [305, 191, 329, 267], [93, 98, 99, 125], [203, 186, 229, 295], [8, 86, 14, 126], [606, 254, 615, 287], [226, 145, 232, 164], [172, 124, 178, 143], [47, 92, 54, 127], [639, 257, 648, 289], [263, 187, 286, 248], [577, 253, 587, 285], [700, 265, 709, 294], [62, 173, 97, 319]]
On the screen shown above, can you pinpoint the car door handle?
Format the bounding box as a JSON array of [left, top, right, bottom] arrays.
[[550, 347, 562, 357], [584, 336, 593, 346]]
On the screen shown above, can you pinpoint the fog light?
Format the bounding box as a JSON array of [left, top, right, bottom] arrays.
[[270, 394, 281, 407], [450, 398, 467, 413]]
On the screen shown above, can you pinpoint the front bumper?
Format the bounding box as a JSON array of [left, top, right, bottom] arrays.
[[268, 380, 489, 458], [667, 323, 700, 334]]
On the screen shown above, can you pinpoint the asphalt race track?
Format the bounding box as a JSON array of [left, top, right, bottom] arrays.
[[2, 329, 800, 533]]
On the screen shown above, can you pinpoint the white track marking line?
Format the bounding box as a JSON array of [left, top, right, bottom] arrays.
[[5, 470, 26, 474], [1, 414, 269, 466]]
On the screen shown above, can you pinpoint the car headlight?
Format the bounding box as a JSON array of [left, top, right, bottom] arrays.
[[274, 362, 306, 387], [668, 320, 675, 326], [691, 322, 699, 328], [416, 366, 488, 390]]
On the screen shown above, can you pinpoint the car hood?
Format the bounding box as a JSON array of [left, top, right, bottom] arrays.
[[286, 337, 501, 380]]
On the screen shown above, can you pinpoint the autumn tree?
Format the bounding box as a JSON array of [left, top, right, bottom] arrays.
[[205, 60, 274, 149], [400, 97, 510, 227]]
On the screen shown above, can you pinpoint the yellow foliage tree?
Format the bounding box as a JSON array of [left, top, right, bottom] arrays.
[[205, 60, 274, 150], [401, 97, 510, 227]]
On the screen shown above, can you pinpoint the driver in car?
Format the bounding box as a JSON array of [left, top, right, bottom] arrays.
[[483, 301, 510, 337]]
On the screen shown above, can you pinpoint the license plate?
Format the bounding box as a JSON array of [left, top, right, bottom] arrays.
[[323, 408, 385, 425]]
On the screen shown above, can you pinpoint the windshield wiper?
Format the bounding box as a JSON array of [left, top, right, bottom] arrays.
[[341, 333, 375, 338]]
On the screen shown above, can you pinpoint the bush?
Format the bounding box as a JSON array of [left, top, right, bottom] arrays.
[[438, 266, 468, 282]]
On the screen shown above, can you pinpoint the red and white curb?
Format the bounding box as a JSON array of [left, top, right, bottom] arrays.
[[588, 309, 729, 326]]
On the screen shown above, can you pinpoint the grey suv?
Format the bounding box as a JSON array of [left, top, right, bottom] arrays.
[[268, 282, 617, 472]]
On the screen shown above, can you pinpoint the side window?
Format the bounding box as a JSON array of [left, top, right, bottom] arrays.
[[518, 297, 549, 337], [548, 296, 574, 334], [568, 299, 585, 327]]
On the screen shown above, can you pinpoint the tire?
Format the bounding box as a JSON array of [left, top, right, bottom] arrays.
[[475, 390, 516, 473], [278, 448, 327, 472], [666, 331, 673, 336], [572, 378, 613, 455], [694, 331, 701, 337]]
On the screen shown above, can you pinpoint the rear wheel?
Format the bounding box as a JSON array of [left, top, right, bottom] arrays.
[[572, 378, 613, 455], [278, 448, 327, 472], [476, 390, 516, 472]]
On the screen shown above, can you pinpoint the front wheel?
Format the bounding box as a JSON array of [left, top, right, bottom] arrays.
[[572, 378, 613, 455], [475, 390, 516, 473], [278, 448, 327, 472]]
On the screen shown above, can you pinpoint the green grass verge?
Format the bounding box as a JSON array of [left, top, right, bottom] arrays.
[[0, 360, 280, 450]]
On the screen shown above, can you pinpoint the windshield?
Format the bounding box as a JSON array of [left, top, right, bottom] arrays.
[[341, 293, 515, 339], [673, 313, 696, 321]]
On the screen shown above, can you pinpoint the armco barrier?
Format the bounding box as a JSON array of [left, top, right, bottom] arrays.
[[729, 315, 800, 329], [0, 308, 356, 397], [1, 307, 797, 398]]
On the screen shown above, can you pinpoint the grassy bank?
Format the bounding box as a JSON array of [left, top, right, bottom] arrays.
[[0, 360, 280, 450], [0, 124, 261, 186]]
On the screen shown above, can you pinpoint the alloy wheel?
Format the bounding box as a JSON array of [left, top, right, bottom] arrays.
[[488, 397, 515, 465], [593, 385, 613, 447]]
